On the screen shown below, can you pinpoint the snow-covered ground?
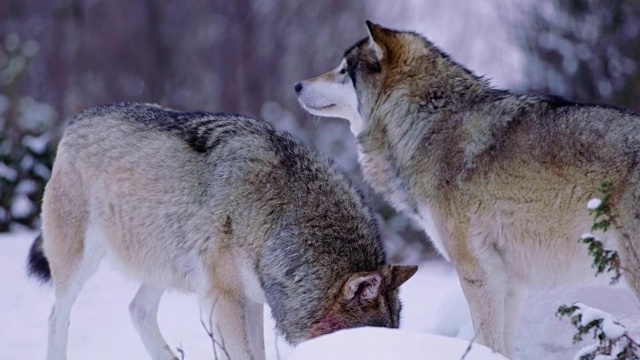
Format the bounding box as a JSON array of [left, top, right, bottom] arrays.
[[2, 231, 639, 359]]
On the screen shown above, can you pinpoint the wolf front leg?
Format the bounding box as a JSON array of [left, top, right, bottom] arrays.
[[504, 280, 525, 356], [129, 284, 179, 360], [199, 293, 265, 360], [451, 228, 515, 358]]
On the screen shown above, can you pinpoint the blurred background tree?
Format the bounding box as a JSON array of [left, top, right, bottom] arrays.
[[1, 0, 639, 262], [517, 0, 640, 111], [0, 32, 56, 232]]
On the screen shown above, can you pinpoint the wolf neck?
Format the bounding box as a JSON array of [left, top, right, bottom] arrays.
[[356, 81, 496, 211]]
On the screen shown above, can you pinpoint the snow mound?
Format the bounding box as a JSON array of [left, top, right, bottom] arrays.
[[289, 327, 507, 360]]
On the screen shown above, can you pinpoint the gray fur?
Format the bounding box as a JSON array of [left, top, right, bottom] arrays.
[[296, 21, 640, 358], [34, 102, 417, 360]]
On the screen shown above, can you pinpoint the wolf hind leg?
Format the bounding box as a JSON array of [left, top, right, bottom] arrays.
[[129, 285, 178, 360], [46, 228, 104, 360], [614, 194, 640, 301], [199, 292, 265, 360], [457, 269, 510, 358], [452, 229, 512, 358], [614, 188, 640, 302], [618, 231, 640, 301]]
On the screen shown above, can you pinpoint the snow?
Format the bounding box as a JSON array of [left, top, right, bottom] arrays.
[[14, 179, 39, 195], [22, 134, 49, 155], [587, 198, 603, 210], [573, 343, 599, 360], [602, 320, 627, 340], [0, 162, 18, 181], [20, 153, 34, 170], [568, 303, 638, 359], [33, 162, 51, 179], [575, 303, 627, 340], [21, 40, 40, 58], [17, 96, 57, 131], [289, 327, 506, 360], [1, 231, 639, 360], [10, 194, 33, 218]]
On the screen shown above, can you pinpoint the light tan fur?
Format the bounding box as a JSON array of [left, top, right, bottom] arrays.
[[296, 21, 640, 358]]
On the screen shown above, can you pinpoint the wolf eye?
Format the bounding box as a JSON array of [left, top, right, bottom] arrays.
[[339, 68, 347, 75]]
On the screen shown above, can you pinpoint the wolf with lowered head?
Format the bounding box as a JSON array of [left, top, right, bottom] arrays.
[[296, 21, 640, 358], [27, 103, 417, 360]]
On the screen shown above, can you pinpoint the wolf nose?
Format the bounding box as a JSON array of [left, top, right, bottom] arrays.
[[294, 82, 303, 93]]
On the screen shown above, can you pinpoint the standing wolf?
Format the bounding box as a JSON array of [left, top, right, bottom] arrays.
[[295, 21, 640, 358], [27, 102, 417, 360]]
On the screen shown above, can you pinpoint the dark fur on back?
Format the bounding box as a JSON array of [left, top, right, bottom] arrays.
[[73, 102, 266, 153]]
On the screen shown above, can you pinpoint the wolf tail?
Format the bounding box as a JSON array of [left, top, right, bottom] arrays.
[[27, 233, 51, 283]]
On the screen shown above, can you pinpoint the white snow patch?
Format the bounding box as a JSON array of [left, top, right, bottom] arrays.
[[10, 194, 33, 218], [0, 162, 18, 181], [573, 343, 599, 360], [575, 303, 626, 340], [20, 154, 34, 171], [581, 233, 595, 239], [15, 179, 38, 195], [587, 198, 602, 210], [33, 163, 51, 179], [22, 134, 48, 154], [601, 318, 626, 340], [592, 355, 616, 360], [289, 327, 507, 360], [17, 97, 57, 131]]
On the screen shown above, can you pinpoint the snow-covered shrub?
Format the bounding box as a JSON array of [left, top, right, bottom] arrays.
[[557, 181, 640, 359], [557, 303, 639, 360], [0, 34, 56, 232], [578, 181, 640, 284]]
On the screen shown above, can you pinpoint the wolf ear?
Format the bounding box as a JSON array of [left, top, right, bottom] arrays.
[[343, 272, 382, 301], [365, 20, 390, 61], [390, 265, 418, 288]]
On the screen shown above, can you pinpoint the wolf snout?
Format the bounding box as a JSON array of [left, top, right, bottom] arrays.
[[294, 82, 303, 93]]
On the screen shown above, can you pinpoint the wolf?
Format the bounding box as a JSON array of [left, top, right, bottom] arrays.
[[26, 102, 418, 360], [295, 21, 640, 358]]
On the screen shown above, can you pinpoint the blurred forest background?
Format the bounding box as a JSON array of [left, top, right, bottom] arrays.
[[1, 0, 639, 261]]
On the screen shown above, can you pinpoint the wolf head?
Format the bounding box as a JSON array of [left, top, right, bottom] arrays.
[[306, 264, 418, 340], [295, 21, 485, 136]]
